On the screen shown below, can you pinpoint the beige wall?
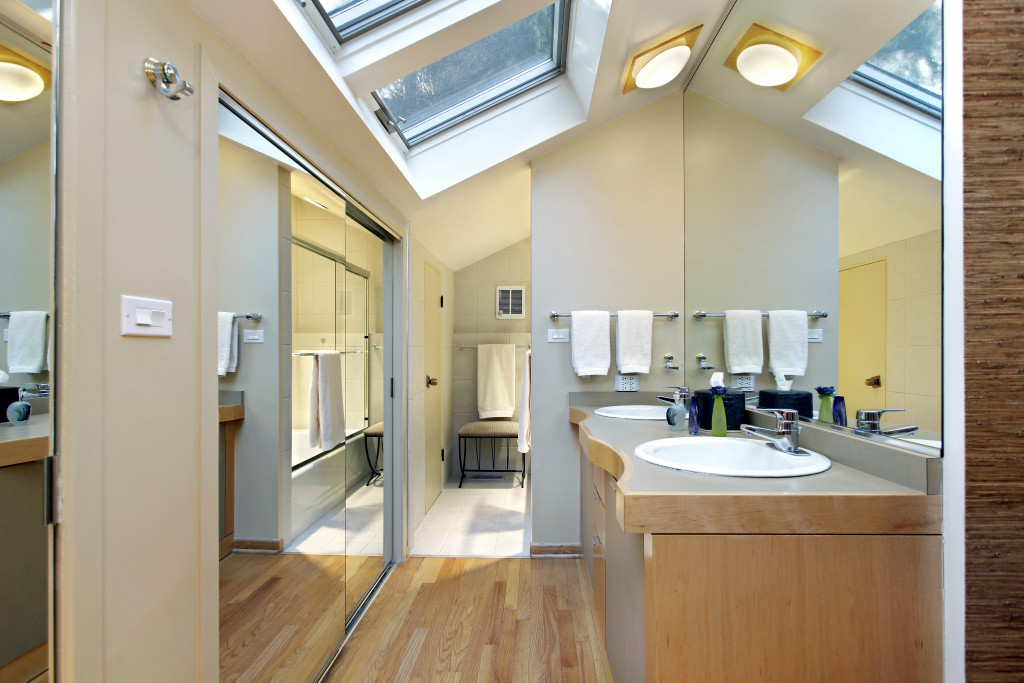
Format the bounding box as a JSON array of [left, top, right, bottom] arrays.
[[57, 0, 407, 679], [217, 139, 284, 542], [683, 92, 839, 394], [0, 142, 51, 385], [407, 237, 454, 536], [452, 237, 531, 466], [531, 93, 686, 545], [840, 230, 942, 433]]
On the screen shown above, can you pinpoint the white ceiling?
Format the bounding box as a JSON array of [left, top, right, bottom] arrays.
[[191, 0, 937, 271]]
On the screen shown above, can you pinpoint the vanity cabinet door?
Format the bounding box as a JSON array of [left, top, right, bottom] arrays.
[[592, 472, 607, 644], [603, 474, 646, 682]]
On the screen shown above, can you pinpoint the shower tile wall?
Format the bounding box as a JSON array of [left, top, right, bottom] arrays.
[[452, 237, 531, 468]]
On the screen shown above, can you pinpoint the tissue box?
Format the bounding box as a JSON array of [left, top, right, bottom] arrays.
[[693, 390, 747, 431], [757, 390, 813, 420], [0, 387, 20, 424]]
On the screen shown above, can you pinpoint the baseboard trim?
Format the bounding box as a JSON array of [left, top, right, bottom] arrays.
[[530, 543, 583, 558], [232, 538, 283, 554], [0, 641, 47, 683], [219, 534, 234, 560]]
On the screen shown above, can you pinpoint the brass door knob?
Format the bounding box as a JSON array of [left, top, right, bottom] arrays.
[[426, 375, 438, 387], [864, 375, 881, 387]]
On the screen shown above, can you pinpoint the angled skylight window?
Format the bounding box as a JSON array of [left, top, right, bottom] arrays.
[[312, 0, 434, 42], [850, 0, 942, 117], [371, 0, 570, 148]]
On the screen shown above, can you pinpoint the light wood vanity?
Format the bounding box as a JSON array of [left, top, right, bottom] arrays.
[[571, 403, 942, 682]]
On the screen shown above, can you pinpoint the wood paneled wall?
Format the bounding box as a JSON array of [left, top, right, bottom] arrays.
[[964, 0, 1024, 678]]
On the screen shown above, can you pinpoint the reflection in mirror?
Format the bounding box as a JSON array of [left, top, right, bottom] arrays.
[[684, 0, 942, 454], [0, 6, 53, 682]]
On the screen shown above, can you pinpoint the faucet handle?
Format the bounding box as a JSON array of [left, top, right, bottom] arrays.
[[856, 408, 904, 421], [664, 386, 690, 394], [755, 407, 798, 431]]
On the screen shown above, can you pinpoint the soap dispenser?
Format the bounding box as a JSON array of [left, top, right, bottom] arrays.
[[665, 386, 689, 432]]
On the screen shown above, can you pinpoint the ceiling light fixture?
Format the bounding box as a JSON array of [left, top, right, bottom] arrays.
[[624, 25, 703, 94], [725, 24, 822, 91], [0, 61, 44, 102]]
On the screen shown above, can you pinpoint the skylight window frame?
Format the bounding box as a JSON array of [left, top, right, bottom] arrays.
[[371, 0, 571, 149], [310, 0, 435, 43], [849, 63, 942, 120]]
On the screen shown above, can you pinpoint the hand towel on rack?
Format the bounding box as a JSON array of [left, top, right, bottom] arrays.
[[518, 350, 532, 453], [478, 344, 516, 419], [723, 310, 763, 374], [217, 312, 239, 377], [571, 311, 610, 377], [616, 310, 653, 374], [309, 350, 345, 451], [7, 311, 48, 374], [767, 310, 808, 376]]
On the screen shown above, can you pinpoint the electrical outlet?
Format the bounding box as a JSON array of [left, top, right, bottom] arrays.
[[615, 374, 639, 392], [732, 374, 756, 391]]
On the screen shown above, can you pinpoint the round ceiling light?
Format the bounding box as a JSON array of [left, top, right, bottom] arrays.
[[0, 62, 45, 102], [735, 43, 799, 87], [635, 45, 692, 89]]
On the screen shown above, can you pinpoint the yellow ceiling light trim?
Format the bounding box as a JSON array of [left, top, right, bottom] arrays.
[[0, 45, 50, 104], [623, 25, 704, 95], [724, 23, 822, 92]]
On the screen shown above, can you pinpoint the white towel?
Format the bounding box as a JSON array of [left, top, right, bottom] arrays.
[[477, 344, 515, 419], [571, 311, 610, 377], [768, 310, 808, 376], [7, 311, 48, 374], [723, 310, 763, 374], [518, 350, 532, 454], [309, 350, 345, 451], [217, 312, 239, 377], [616, 310, 653, 374]]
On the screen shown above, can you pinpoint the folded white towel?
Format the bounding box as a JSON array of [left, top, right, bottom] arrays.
[[518, 350, 532, 454], [571, 311, 610, 377], [217, 312, 239, 377], [768, 310, 808, 376], [723, 310, 763, 374], [478, 344, 515, 419], [309, 350, 345, 451], [7, 311, 48, 374], [616, 310, 653, 374]]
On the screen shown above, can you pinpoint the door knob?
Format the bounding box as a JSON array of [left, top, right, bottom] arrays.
[[864, 375, 881, 387], [426, 375, 438, 387]]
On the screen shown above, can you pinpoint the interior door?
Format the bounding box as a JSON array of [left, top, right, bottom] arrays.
[[423, 263, 443, 512], [839, 260, 887, 418]]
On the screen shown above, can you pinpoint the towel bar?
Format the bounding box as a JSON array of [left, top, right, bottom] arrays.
[[549, 311, 679, 320], [0, 312, 50, 319], [692, 310, 828, 320], [459, 344, 531, 350]]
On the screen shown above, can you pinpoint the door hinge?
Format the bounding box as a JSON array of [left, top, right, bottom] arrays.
[[390, 377, 394, 398], [441, 448, 445, 462], [440, 295, 444, 308]]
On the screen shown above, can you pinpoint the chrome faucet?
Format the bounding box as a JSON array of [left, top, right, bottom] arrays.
[[740, 408, 807, 455], [657, 386, 690, 407], [663, 353, 680, 370], [855, 409, 919, 437]]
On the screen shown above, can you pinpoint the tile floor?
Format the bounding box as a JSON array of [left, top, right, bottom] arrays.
[[284, 479, 384, 556], [411, 474, 531, 558]]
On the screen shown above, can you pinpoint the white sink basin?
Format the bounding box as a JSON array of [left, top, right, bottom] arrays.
[[634, 436, 831, 478], [594, 405, 669, 420]]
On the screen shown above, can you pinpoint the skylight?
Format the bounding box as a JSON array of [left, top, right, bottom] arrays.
[[850, 0, 942, 117], [313, 0, 434, 42], [371, 1, 569, 148]]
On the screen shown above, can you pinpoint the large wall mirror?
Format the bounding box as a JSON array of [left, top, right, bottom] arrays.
[[0, 0, 55, 681], [683, 0, 942, 454]]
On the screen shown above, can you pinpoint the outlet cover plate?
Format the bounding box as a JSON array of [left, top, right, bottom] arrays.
[[615, 374, 639, 392], [732, 374, 756, 391]]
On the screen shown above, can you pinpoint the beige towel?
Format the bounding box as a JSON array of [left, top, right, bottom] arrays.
[[616, 310, 653, 374], [309, 351, 345, 451], [724, 310, 764, 374], [477, 344, 515, 419], [518, 350, 532, 453], [571, 311, 611, 377]]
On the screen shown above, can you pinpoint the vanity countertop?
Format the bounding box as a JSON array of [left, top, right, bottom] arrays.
[[0, 414, 49, 468], [571, 405, 941, 536]]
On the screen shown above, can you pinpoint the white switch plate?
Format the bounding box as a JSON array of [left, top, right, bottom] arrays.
[[243, 330, 265, 344], [547, 328, 569, 343], [120, 295, 173, 337], [614, 374, 639, 391], [807, 328, 823, 343]]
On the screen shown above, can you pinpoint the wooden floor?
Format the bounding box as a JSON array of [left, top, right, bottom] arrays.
[[220, 553, 383, 683], [324, 557, 611, 683]]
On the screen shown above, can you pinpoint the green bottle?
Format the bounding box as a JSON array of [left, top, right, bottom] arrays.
[[711, 395, 727, 437], [818, 394, 833, 424]]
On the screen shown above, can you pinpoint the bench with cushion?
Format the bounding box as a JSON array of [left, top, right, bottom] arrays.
[[457, 420, 525, 488]]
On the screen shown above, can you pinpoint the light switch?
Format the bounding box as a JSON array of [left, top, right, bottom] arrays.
[[121, 295, 173, 337], [547, 328, 569, 343], [243, 330, 265, 344], [807, 328, 823, 343]]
